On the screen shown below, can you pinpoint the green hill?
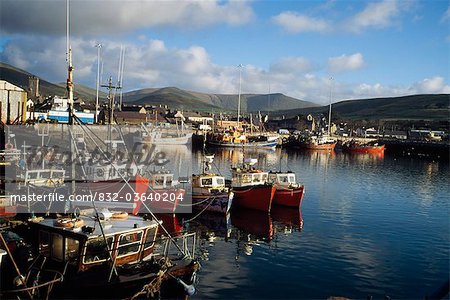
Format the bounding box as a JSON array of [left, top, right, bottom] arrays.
[[273, 94, 450, 121]]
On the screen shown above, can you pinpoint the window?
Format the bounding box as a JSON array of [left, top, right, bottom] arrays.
[[202, 178, 213, 186], [242, 175, 251, 184], [288, 175, 296, 183], [215, 178, 224, 185], [154, 176, 164, 186], [166, 176, 173, 186], [279, 175, 288, 183], [83, 236, 114, 264], [143, 228, 157, 249], [117, 231, 143, 257], [51, 233, 64, 261], [65, 238, 80, 262], [253, 174, 262, 183], [262, 174, 268, 182], [39, 231, 50, 257]]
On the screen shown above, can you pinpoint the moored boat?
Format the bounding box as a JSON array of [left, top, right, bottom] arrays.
[[1, 212, 199, 299], [268, 171, 305, 209], [192, 154, 233, 214], [343, 140, 385, 154], [207, 131, 277, 149], [295, 135, 336, 151], [230, 158, 275, 212]]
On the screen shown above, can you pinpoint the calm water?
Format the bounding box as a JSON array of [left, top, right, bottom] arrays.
[[181, 148, 449, 299]]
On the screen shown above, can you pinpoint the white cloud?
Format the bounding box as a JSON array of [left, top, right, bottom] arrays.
[[328, 53, 366, 73], [272, 12, 330, 33], [1, 36, 448, 106], [410, 76, 450, 94], [269, 57, 314, 74], [345, 0, 401, 33], [0, 0, 254, 36]]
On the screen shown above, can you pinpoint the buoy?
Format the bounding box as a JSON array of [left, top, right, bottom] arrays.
[[111, 212, 128, 219], [54, 218, 84, 228], [5, 143, 13, 150]]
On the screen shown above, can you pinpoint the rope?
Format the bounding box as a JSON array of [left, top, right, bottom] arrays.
[[128, 258, 171, 300], [182, 196, 216, 224], [176, 195, 215, 207]]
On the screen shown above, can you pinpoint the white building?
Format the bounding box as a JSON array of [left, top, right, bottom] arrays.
[[0, 80, 27, 124]]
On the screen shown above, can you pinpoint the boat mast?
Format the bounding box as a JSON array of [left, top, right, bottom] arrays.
[[237, 64, 243, 127], [66, 0, 74, 125], [327, 76, 333, 136], [95, 43, 102, 123]]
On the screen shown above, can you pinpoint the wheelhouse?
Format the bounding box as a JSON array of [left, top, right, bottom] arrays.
[[268, 172, 296, 186], [31, 215, 159, 273], [231, 169, 269, 188]]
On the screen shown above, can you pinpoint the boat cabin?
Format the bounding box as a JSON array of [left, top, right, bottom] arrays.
[[19, 169, 65, 188], [150, 171, 174, 189], [268, 172, 297, 187], [30, 215, 159, 273], [231, 169, 269, 188]]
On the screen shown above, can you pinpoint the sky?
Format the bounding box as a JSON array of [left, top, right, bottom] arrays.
[[0, 0, 449, 105]]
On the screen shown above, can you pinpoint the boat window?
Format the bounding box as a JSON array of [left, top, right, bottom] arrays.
[[83, 236, 114, 264], [117, 231, 143, 257], [268, 174, 276, 183], [262, 174, 268, 182], [154, 176, 164, 186], [253, 174, 262, 183], [41, 171, 50, 179], [215, 178, 224, 185], [51, 233, 64, 261], [166, 175, 173, 186], [39, 231, 50, 257], [202, 178, 213, 186], [288, 175, 296, 183], [242, 174, 251, 184], [28, 172, 38, 180], [109, 167, 116, 177], [65, 238, 80, 262], [279, 175, 289, 183], [143, 227, 158, 249]]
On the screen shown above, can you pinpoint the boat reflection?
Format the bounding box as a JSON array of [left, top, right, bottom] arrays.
[[271, 206, 303, 230]]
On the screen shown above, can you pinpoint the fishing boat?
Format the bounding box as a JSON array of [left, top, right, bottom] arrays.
[[46, 96, 95, 124], [1, 212, 199, 299], [134, 120, 192, 146], [295, 135, 337, 151], [207, 131, 278, 149], [230, 158, 275, 212], [268, 171, 305, 208], [192, 154, 233, 214], [343, 140, 386, 154]]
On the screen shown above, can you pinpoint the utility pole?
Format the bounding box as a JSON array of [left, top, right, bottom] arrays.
[[102, 77, 120, 125], [237, 64, 243, 127]]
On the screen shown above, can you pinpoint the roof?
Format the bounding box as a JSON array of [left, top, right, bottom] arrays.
[[0, 80, 24, 92], [32, 214, 159, 239]]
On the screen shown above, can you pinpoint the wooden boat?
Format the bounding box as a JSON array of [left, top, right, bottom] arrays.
[[192, 154, 233, 214], [296, 135, 336, 151], [230, 158, 275, 212], [1, 213, 199, 299], [268, 171, 305, 208]]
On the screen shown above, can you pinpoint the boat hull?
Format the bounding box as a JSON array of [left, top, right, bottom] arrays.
[[345, 145, 385, 154], [192, 192, 233, 214], [208, 140, 277, 149], [231, 184, 275, 212], [298, 143, 336, 151], [272, 185, 305, 208]]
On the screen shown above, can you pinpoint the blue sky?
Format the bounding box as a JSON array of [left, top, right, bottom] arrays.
[[0, 0, 448, 104]]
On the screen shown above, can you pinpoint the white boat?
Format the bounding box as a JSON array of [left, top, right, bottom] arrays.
[[46, 96, 95, 124], [134, 123, 192, 146]]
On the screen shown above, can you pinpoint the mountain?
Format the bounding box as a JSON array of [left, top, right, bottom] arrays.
[[272, 94, 450, 121], [123, 88, 318, 112], [0, 62, 107, 102]]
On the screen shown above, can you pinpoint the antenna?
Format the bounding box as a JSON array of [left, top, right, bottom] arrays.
[[117, 46, 125, 111], [328, 76, 334, 136]]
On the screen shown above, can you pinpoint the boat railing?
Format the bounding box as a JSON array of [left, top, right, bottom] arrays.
[[161, 232, 197, 260]]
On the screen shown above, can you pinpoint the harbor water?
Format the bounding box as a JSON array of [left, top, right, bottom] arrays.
[[184, 148, 449, 299]]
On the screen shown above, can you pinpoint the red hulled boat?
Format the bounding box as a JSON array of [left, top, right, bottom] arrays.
[[268, 171, 305, 208], [230, 158, 275, 212], [343, 141, 385, 154]]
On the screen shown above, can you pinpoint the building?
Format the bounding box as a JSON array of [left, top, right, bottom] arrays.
[[0, 80, 27, 124]]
